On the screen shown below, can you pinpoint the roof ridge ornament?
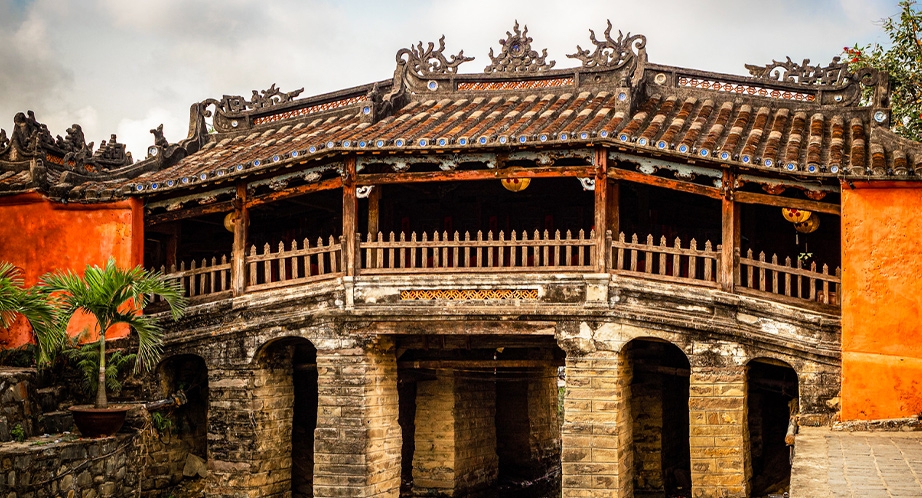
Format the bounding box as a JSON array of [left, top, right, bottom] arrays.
[[397, 36, 474, 77], [744, 56, 878, 87], [484, 21, 555, 73], [203, 84, 305, 116], [567, 20, 646, 70]]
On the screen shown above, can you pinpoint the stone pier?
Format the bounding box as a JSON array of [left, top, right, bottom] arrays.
[[560, 352, 633, 498]]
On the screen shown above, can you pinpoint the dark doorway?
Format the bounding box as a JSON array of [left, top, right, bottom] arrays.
[[292, 342, 318, 498], [748, 359, 799, 497], [625, 339, 692, 498]]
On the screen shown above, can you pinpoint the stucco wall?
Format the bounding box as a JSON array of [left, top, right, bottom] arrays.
[[841, 182, 922, 420], [0, 192, 143, 348]]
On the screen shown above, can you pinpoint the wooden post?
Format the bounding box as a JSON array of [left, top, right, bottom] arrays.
[[231, 181, 249, 296], [367, 185, 381, 268], [343, 156, 358, 276], [720, 169, 740, 292], [607, 180, 620, 240], [594, 148, 609, 272]]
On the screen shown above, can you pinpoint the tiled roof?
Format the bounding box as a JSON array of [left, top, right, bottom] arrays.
[[5, 25, 921, 201]]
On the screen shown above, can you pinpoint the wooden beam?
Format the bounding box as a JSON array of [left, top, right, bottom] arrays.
[[146, 200, 234, 226], [356, 165, 595, 185], [607, 167, 722, 199], [720, 170, 740, 293], [343, 156, 357, 276], [231, 182, 249, 296], [593, 148, 608, 272], [246, 177, 343, 208], [397, 360, 563, 369], [734, 191, 840, 215]]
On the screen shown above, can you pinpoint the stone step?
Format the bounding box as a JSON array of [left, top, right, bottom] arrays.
[[40, 410, 74, 434]]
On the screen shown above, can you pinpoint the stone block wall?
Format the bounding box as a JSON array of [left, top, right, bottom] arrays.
[[412, 369, 498, 496], [0, 368, 39, 442], [313, 338, 401, 498], [560, 352, 633, 498], [688, 366, 750, 498], [0, 433, 140, 498]]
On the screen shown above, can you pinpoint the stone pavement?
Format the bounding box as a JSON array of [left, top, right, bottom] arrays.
[[790, 427, 922, 497]]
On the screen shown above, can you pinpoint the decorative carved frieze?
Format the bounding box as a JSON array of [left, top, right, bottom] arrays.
[[399, 289, 539, 300], [397, 36, 474, 77], [567, 20, 646, 70], [484, 21, 555, 73], [203, 84, 305, 116], [744, 56, 878, 87]]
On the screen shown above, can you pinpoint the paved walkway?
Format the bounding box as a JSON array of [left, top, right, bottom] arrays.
[[790, 427, 922, 497]]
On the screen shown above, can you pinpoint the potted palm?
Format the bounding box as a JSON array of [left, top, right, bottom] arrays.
[[0, 262, 61, 367], [41, 258, 187, 437]]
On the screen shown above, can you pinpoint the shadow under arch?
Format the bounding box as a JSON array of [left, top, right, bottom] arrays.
[[155, 354, 209, 486], [746, 357, 799, 497], [622, 337, 692, 498], [253, 336, 318, 498]]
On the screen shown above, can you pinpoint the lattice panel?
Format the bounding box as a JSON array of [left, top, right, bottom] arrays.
[[399, 289, 539, 300], [253, 95, 365, 125], [457, 78, 573, 91], [678, 76, 816, 102]]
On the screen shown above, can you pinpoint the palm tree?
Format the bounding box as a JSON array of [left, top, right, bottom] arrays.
[[0, 262, 60, 366], [41, 258, 187, 409]]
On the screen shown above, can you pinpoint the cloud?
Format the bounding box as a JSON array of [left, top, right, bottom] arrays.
[[115, 107, 184, 161]]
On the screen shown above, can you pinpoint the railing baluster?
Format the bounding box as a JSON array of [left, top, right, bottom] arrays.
[[672, 237, 682, 277], [822, 264, 830, 304], [453, 231, 460, 269], [758, 252, 766, 291], [771, 254, 779, 294], [411, 232, 418, 268], [645, 234, 654, 274], [464, 232, 471, 268], [809, 261, 817, 300], [689, 239, 698, 280], [542, 230, 549, 268], [704, 241, 713, 281], [784, 257, 792, 297]]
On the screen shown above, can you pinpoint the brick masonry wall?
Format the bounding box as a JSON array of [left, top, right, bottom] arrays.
[[560, 352, 633, 498], [527, 367, 561, 470], [0, 433, 140, 498]]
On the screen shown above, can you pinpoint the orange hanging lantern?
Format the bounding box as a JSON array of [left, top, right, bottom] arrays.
[[781, 207, 812, 223], [223, 211, 238, 232], [794, 215, 820, 234], [501, 177, 530, 192]]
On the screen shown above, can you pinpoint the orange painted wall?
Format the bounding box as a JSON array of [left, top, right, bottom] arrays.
[[0, 192, 143, 348], [841, 182, 922, 420]]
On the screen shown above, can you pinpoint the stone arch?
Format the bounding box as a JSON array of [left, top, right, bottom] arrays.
[[252, 336, 318, 498], [621, 337, 692, 497], [150, 354, 209, 489], [746, 357, 799, 496]]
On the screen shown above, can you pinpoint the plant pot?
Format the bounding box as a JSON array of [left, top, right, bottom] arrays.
[[68, 405, 130, 438]]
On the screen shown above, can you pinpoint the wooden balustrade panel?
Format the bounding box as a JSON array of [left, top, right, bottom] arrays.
[[609, 232, 719, 287], [738, 249, 840, 308], [358, 230, 597, 274], [152, 255, 231, 301], [246, 236, 344, 291]]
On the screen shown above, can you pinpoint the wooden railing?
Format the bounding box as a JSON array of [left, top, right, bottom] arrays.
[[739, 249, 840, 307], [246, 236, 343, 291], [153, 256, 231, 300], [609, 232, 720, 287], [359, 230, 597, 274], [150, 232, 840, 312]]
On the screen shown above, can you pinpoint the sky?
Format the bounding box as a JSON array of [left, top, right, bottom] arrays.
[[0, 0, 899, 160]]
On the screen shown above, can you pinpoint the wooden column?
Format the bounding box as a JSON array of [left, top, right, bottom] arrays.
[[231, 181, 249, 296], [367, 185, 381, 268], [594, 148, 609, 272], [343, 156, 358, 276], [720, 169, 740, 293], [608, 180, 620, 239]]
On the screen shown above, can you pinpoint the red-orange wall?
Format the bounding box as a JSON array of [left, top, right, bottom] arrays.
[[841, 182, 922, 420], [0, 192, 143, 348]]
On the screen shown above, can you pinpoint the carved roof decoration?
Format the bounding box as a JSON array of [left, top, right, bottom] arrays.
[[3, 24, 921, 201], [567, 20, 646, 71], [745, 56, 878, 87], [398, 36, 474, 77], [484, 21, 555, 73]]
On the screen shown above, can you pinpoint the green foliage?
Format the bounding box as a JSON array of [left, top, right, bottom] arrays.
[[40, 258, 187, 409], [0, 262, 62, 367], [151, 412, 173, 435], [10, 424, 25, 442], [64, 332, 137, 397], [846, 0, 922, 141]]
